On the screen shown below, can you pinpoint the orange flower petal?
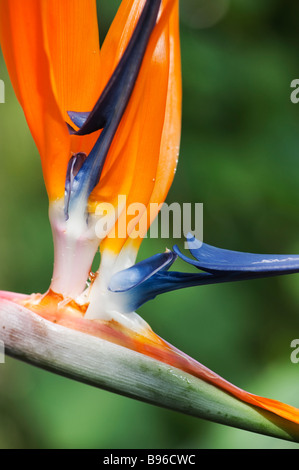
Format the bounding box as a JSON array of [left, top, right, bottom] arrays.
[[0, 0, 69, 199], [131, 0, 182, 251], [94, 0, 180, 255], [0, 0, 102, 200], [99, 0, 146, 92], [41, 0, 102, 158]]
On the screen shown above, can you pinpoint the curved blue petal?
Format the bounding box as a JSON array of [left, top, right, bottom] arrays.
[[64, 152, 87, 218], [109, 250, 177, 293], [67, 111, 90, 131], [109, 234, 299, 313], [174, 234, 299, 275], [110, 271, 207, 313], [112, 269, 250, 313]]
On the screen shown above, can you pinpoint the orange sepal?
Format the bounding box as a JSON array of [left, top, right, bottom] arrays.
[[41, 0, 102, 158], [0, 0, 102, 200]]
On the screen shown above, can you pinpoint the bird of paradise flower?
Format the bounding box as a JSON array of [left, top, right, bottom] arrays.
[[0, 0, 299, 444]]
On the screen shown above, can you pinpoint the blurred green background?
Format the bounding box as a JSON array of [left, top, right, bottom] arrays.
[[1, 0, 299, 449]]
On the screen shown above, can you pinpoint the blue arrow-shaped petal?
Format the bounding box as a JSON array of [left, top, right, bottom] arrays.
[[109, 250, 177, 293], [173, 234, 299, 275]]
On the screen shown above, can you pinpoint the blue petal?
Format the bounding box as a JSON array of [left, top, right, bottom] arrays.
[[112, 270, 243, 313], [64, 152, 87, 218], [67, 111, 90, 131], [68, 125, 114, 206], [109, 251, 177, 293], [174, 233, 299, 275], [109, 234, 299, 313]]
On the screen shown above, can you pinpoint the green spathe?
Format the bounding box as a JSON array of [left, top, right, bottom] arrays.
[[0, 297, 298, 444]]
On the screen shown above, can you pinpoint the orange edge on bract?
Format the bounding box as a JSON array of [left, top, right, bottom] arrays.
[[2, 289, 299, 428]]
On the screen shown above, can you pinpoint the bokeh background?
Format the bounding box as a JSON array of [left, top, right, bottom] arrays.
[[0, 0, 299, 449]]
